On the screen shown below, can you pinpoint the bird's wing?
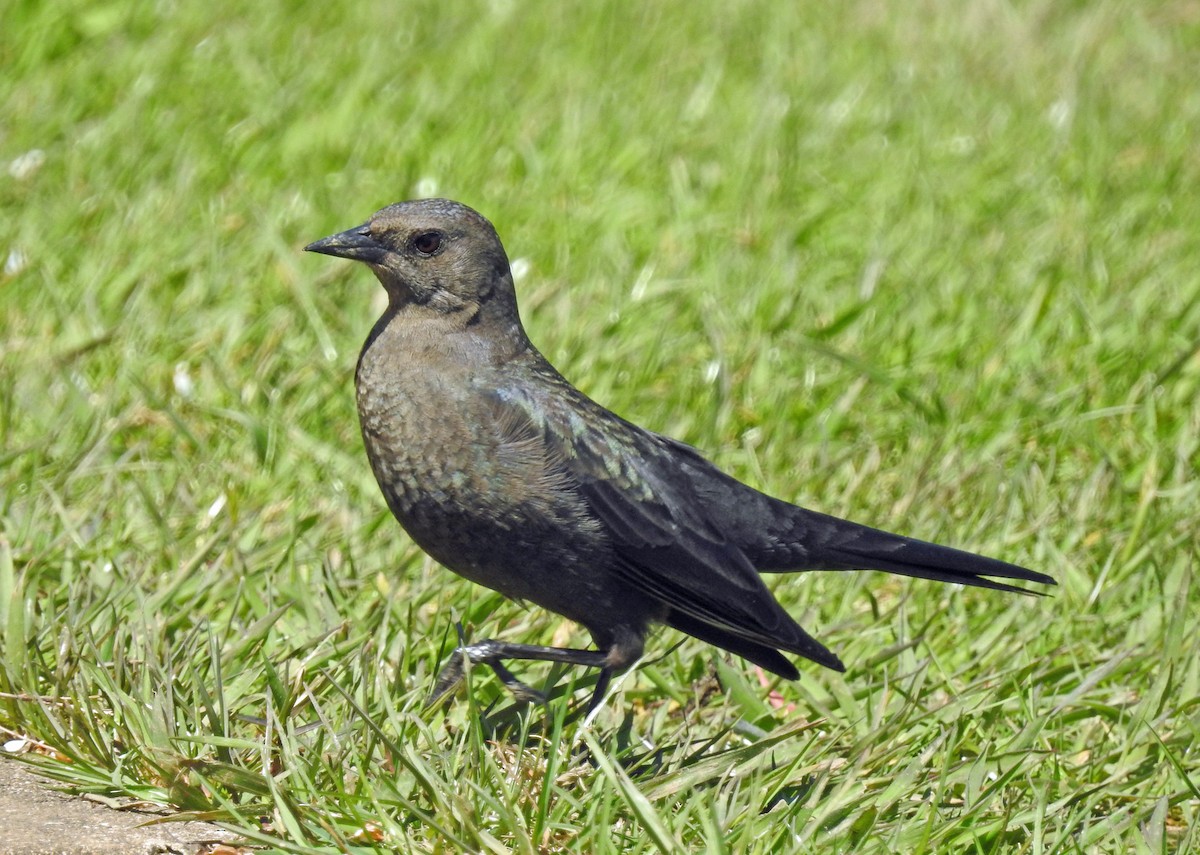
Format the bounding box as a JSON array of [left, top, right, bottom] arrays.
[[489, 383, 843, 672]]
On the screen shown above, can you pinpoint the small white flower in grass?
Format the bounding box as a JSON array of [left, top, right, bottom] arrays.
[[414, 177, 438, 198], [704, 360, 721, 384], [8, 149, 45, 180], [859, 257, 884, 300], [630, 264, 655, 301], [1048, 99, 1072, 130], [4, 248, 28, 277], [3, 738, 28, 754], [173, 362, 193, 398], [207, 493, 227, 521], [510, 257, 530, 284]]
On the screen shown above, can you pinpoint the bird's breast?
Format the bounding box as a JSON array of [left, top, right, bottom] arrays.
[[355, 335, 482, 517], [353, 321, 606, 590]]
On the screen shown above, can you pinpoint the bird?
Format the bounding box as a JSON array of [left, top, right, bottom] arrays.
[[305, 198, 1054, 711]]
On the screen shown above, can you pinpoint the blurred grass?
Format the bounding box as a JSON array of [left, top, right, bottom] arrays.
[[2, 0, 1199, 851]]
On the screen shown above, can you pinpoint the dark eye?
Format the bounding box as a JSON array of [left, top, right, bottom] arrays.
[[413, 231, 443, 255]]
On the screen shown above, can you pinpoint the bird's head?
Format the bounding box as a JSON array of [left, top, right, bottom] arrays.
[[305, 198, 518, 321]]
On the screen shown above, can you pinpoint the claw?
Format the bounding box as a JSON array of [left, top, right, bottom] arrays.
[[488, 659, 546, 704], [425, 649, 469, 708]]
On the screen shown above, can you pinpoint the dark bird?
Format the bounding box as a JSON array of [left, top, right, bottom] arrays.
[[305, 199, 1054, 710]]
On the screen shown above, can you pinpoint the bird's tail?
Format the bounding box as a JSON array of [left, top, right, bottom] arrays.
[[774, 510, 1055, 594]]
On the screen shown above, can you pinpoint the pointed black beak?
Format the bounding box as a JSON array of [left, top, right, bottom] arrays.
[[304, 224, 388, 264]]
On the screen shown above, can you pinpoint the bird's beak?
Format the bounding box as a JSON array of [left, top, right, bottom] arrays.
[[304, 225, 388, 264]]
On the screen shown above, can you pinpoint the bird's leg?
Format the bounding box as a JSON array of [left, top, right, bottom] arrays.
[[427, 639, 610, 707], [586, 667, 613, 716]]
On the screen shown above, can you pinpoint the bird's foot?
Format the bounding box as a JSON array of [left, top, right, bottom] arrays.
[[426, 638, 610, 708], [426, 645, 547, 706]]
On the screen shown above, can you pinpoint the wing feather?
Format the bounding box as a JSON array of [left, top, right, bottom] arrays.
[[491, 384, 842, 672]]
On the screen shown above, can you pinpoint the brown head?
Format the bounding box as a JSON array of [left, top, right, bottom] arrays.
[[306, 199, 521, 326]]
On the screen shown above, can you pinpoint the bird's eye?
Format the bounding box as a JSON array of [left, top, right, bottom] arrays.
[[413, 231, 443, 256]]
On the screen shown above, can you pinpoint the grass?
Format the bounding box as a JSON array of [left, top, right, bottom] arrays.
[[2, 0, 1199, 851]]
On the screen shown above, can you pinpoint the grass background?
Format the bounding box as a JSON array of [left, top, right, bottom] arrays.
[[3, 0, 1199, 851]]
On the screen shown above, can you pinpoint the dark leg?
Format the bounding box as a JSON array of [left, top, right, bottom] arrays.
[[427, 639, 609, 707], [586, 667, 614, 715]]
